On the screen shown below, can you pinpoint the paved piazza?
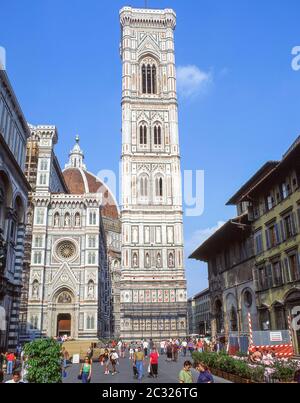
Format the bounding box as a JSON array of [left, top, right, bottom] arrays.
[[62, 355, 230, 384]]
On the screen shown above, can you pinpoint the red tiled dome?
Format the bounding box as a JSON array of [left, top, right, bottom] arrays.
[[63, 168, 120, 220]]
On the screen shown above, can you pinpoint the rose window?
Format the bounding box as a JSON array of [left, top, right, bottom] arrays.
[[57, 241, 76, 260]]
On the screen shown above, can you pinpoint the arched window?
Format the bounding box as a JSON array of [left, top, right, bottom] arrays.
[[155, 177, 163, 197], [142, 64, 147, 93], [142, 63, 157, 94], [154, 125, 162, 145], [140, 176, 148, 198], [140, 125, 147, 145]]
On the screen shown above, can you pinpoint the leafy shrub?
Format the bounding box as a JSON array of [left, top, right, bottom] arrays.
[[23, 338, 62, 383]]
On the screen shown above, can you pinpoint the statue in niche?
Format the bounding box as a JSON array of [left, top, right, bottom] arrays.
[[157, 253, 162, 268], [75, 214, 81, 227], [64, 214, 70, 227], [169, 253, 174, 267], [32, 281, 39, 299], [145, 253, 150, 268], [54, 214, 60, 227], [133, 253, 138, 268], [88, 281, 94, 299]]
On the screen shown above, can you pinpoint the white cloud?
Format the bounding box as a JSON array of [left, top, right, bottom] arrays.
[[177, 65, 212, 98], [185, 221, 226, 258]]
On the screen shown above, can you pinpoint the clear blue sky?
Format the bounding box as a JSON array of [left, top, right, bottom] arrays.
[[1, 0, 300, 296]]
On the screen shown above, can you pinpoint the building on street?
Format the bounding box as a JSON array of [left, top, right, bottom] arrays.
[[0, 70, 31, 351], [227, 137, 300, 354], [188, 289, 211, 336], [190, 215, 258, 340]]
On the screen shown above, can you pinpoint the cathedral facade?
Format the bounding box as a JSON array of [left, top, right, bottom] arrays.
[[119, 7, 188, 340], [23, 126, 121, 340]]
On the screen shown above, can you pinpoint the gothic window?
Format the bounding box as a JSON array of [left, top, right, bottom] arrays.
[[39, 174, 47, 185], [154, 124, 162, 146], [33, 251, 42, 265], [35, 208, 45, 225], [88, 252, 96, 265], [141, 63, 157, 94], [40, 159, 49, 171], [89, 211, 97, 226], [34, 235, 43, 248], [139, 176, 149, 198], [88, 236, 96, 248], [139, 125, 147, 145], [155, 177, 163, 197]]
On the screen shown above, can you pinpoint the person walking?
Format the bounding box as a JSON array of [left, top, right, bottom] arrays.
[[79, 356, 92, 383], [129, 344, 134, 360], [181, 340, 187, 357], [149, 347, 159, 378], [179, 361, 193, 384], [196, 362, 214, 384], [6, 352, 15, 375], [103, 349, 110, 375], [143, 340, 149, 358], [134, 347, 145, 381], [166, 343, 172, 362], [172, 342, 179, 362], [110, 349, 119, 376], [160, 340, 165, 355]]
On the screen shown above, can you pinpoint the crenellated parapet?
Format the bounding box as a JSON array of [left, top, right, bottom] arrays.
[[120, 7, 176, 30]]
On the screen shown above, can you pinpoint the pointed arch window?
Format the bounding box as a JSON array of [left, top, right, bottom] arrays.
[[139, 125, 147, 145], [154, 125, 162, 145], [142, 63, 157, 94], [155, 177, 163, 198], [139, 176, 149, 198]]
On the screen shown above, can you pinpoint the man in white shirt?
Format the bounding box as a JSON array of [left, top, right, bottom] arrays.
[[181, 340, 188, 357], [143, 340, 149, 357], [5, 371, 24, 384]]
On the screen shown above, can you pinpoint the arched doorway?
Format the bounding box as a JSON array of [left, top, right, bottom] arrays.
[[54, 290, 75, 338], [57, 314, 72, 337]]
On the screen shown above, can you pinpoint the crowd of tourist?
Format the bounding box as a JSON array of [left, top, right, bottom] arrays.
[[1, 336, 300, 383]]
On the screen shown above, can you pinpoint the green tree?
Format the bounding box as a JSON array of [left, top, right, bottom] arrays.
[[24, 338, 62, 383]]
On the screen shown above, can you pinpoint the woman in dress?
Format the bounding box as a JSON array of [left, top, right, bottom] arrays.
[[103, 349, 110, 375]]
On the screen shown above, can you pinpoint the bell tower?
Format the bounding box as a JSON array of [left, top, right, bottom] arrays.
[[119, 6, 187, 340]]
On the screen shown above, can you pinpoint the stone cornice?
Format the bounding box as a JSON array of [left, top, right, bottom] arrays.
[[120, 7, 176, 30]]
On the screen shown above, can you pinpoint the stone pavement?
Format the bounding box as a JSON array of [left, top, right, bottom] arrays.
[[62, 354, 231, 384]]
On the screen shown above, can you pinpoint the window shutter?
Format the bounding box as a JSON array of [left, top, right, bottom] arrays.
[[283, 257, 290, 283], [253, 268, 260, 291], [265, 229, 271, 249], [266, 264, 273, 288], [275, 223, 281, 245], [280, 220, 286, 242], [297, 208, 300, 230], [291, 212, 297, 236]]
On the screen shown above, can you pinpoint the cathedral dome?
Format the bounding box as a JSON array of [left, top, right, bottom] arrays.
[[63, 137, 120, 220]]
